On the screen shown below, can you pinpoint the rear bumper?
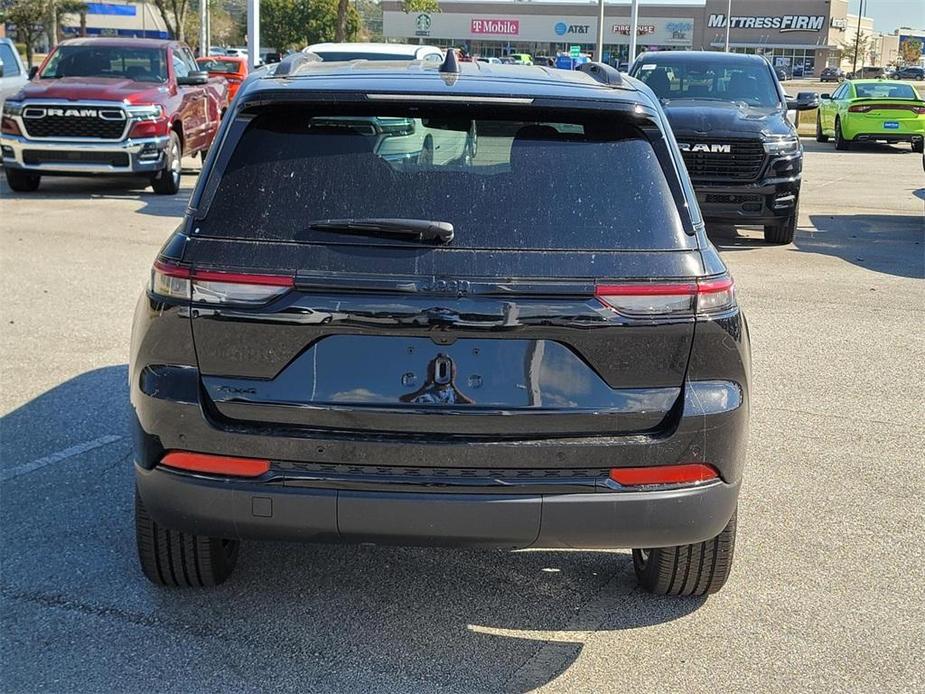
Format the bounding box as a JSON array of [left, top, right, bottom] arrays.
[[0, 133, 169, 175], [136, 464, 740, 549], [851, 133, 923, 144], [694, 174, 801, 224]]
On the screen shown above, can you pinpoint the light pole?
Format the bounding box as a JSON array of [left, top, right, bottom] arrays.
[[247, 0, 260, 68], [199, 0, 207, 57], [724, 0, 731, 52], [852, 0, 866, 76], [628, 0, 639, 64], [596, 0, 605, 62]]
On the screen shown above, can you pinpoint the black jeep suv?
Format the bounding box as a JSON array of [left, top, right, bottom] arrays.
[[630, 51, 818, 244], [131, 56, 751, 595]]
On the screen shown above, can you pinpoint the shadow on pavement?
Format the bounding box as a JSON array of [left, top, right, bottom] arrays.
[[0, 161, 199, 218], [802, 213, 925, 279], [1, 367, 705, 692], [800, 139, 920, 155]]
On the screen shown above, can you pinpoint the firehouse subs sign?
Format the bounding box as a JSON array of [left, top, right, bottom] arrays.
[[707, 14, 826, 32]]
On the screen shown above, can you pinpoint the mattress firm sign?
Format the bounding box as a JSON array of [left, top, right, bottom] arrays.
[[707, 14, 825, 32], [384, 12, 694, 45]]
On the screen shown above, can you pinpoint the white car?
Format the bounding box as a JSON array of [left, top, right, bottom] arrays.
[[225, 47, 248, 58], [0, 39, 29, 111], [306, 42, 443, 66], [476, 57, 503, 65], [297, 45, 472, 164]]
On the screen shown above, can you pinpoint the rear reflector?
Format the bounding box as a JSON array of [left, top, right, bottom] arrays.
[[609, 464, 719, 486], [151, 260, 293, 305], [161, 451, 270, 477], [595, 276, 735, 316]]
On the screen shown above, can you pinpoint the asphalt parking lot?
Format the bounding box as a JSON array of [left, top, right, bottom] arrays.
[[1, 140, 923, 693]]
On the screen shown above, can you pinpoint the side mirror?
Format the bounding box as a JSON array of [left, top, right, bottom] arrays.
[[29, 65, 39, 80], [788, 91, 819, 111], [0, 61, 5, 78], [819, 93, 831, 100], [177, 70, 209, 86]]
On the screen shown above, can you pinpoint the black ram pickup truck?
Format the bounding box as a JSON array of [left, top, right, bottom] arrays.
[[630, 51, 818, 244]]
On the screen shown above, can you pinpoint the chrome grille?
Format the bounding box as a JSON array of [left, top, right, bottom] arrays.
[[21, 105, 126, 140], [681, 139, 766, 181]]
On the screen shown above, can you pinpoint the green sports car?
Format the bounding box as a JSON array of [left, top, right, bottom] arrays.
[[816, 79, 925, 152]]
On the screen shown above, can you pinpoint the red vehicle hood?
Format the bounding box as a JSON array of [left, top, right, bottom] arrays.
[[16, 77, 170, 104]]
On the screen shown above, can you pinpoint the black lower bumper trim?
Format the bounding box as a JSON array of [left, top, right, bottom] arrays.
[[136, 465, 741, 550]]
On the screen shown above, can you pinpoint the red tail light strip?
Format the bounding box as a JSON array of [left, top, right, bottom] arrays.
[[595, 277, 733, 297], [848, 103, 925, 114], [153, 260, 294, 286], [162, 451, 271, 477], [609, 464, 719, 486]]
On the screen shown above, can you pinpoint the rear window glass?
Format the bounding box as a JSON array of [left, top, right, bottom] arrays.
[[854, 83, 918, 100], [198, 107, 690, 251], [197, 58, 242, 73]]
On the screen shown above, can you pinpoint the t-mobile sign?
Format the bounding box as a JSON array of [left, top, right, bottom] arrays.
[[470, 18, 520, 35]]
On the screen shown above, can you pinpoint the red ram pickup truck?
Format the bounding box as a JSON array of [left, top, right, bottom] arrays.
[[1, 37, 227, 194]]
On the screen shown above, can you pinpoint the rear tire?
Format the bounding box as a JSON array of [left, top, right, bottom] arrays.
[[834, 118, 851, 150], [912, 138, 924, 154], [815, 116, 828, 143], [5, 168, 41, 192], [135, 489, 239, 587], [633, 509, 737, 596], [150, 130, 182, 195]]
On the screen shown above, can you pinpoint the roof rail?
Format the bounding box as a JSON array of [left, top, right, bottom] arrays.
[[274, 50, 322, 76], [576, 62, 623, 87]]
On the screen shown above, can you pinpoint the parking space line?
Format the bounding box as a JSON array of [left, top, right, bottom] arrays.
[[0, 435, 123, 483]]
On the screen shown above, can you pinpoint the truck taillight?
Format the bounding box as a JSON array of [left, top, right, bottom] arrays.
[[151, 260, 293, 305], [595, 276, 735, 317]]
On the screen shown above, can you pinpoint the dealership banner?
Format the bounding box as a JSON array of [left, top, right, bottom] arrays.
[[384, 12, 694, 45]]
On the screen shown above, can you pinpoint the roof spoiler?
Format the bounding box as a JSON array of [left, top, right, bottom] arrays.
[[274, 50, 322, 76], [576, 62, 623, 87]]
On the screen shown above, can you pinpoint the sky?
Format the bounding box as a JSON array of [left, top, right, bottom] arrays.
[[850, 0, 925, 33]]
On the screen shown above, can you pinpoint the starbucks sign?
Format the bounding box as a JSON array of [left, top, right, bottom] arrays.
[[415, 14, 432, 37]]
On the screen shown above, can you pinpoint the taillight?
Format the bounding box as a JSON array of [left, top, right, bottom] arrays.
[[595, 276, 735, 316], [162, 451, 270, 477], [1, 116, 21, 136], [849, 102, 925, 114], [151, 260, 293, 305], [848, 104, 873, 113], [609, 464, 719, 486]]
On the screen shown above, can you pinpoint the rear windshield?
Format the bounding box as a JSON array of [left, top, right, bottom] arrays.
[[632, 59, 780, 108], [197, 58, 242, 73], [41, 45, 166, 82], [198, 106, 689, 251], [854, 83, 918, 100]]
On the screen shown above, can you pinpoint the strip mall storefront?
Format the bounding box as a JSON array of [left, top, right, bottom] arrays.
[[382, 0, 857, 76]]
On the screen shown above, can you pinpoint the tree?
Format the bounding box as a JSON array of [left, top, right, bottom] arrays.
[[56, 0, 87, 40], [900, 38, 923, 66], [261, 0, 357, 52], [840, 31, 871, 74], [336, 0, 432, 43], [4, 0, 47, 67], [153, 0, 191, 42]]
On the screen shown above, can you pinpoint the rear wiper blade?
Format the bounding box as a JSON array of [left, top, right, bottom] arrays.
[[309, 218, 454, 244]]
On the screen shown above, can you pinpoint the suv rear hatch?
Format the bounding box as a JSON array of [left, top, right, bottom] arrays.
[[180, 102, 704, 439]]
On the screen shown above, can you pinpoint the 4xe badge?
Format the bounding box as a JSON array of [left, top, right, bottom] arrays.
[[679, 143, 732, 154]]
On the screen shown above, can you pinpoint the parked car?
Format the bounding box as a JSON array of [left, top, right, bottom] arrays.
[[508, 53, 533, 65], [476, 56, 503, 65], [897, 66, 925, 81], [820, 66, 845, 83], [630, 51, 817, 244], [0, 38, 29, 112], [816, 79, 925, 152], [773, 64, 791, 81], [848, 66, 884, 79], [0, 37, 227, 194], [131, 55, 749, 596], [306, 42, 443, 65], [224, 47, 248, 58], [197, 55, 248, 102]]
